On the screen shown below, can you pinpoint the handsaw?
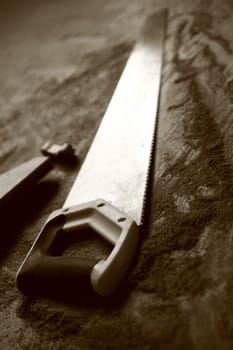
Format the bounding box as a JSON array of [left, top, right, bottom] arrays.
[[16, 10, 167, 297]]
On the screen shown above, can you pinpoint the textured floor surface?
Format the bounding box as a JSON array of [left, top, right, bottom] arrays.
[[1, 0, 233, 349]]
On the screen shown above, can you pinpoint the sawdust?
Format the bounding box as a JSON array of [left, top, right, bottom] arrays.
[[129, 5, 233, 348], [1, 1, 233, 349]]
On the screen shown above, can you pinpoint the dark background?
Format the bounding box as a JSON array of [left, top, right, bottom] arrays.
[[1, 0, 233, 349]]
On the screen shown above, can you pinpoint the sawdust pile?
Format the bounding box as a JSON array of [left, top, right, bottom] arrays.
[[1, 1, 233, 349]]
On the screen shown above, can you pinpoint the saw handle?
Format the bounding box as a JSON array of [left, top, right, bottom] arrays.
[[16, 215, 96, 295], [16, 200, 139, 297]]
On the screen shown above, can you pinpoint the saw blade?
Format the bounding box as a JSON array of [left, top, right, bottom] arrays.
[[64, 10, 166, 225]]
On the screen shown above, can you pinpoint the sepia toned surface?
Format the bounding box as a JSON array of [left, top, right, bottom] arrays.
[[0, 0, 233, 349]]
